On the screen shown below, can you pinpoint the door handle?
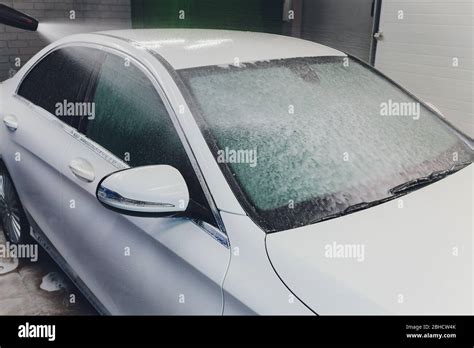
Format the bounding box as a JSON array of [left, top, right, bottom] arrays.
[[68, 158, 95, 182], [3, 115, 18, 131]]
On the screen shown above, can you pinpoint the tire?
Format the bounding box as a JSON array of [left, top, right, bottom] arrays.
[[0, 163, 30, 244]]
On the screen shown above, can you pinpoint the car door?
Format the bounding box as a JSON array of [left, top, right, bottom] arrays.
[[1, 46, 102, 248], [57, 46, 230, 315]]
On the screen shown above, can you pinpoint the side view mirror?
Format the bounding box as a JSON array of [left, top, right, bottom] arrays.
[[97, 165, 189, 216]]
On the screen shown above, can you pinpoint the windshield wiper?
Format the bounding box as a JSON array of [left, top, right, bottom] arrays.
[[308, 161, 472, 226], [388, 161, 472, 196], [310, 198, 392, 224]]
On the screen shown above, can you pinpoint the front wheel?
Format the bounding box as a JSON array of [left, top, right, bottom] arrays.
[[0, 164, 30, 244]]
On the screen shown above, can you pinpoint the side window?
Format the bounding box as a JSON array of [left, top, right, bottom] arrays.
[[18, 47, 103, 129], [86, 53, 216, 226]]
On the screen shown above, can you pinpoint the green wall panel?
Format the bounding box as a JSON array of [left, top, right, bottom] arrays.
[[132, 0, 284, 34]]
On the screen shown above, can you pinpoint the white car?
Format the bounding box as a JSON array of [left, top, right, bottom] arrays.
[[0, 29, 472, 315]]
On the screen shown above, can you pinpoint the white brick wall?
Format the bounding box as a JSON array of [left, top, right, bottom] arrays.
[[0, 0, 132, 81]]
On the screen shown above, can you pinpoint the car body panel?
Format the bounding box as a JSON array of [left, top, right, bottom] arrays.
[[220, 211, 313, 315], [98, 29, 346, 69], [266, 165, 473, 314], [0, 89, 64, 245]]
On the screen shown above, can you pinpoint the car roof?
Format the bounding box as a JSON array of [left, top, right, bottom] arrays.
[[95, 29, 346, 70]]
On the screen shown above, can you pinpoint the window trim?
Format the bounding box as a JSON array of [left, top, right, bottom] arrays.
[[14, 41, 228, 238]]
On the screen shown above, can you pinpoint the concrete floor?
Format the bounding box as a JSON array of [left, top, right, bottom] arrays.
[[0, 228, 96, 315]]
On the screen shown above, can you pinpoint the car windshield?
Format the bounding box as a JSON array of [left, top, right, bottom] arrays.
[[178, 56, 473, 233]]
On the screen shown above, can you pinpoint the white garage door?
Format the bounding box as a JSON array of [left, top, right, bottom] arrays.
[[375, 0, 473, 137]]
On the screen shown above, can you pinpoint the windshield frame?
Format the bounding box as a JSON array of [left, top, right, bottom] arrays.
[[175, 54, 473, 233]]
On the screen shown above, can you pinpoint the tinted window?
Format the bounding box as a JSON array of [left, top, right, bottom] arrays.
[[87, 53, 215, 225], [18, 47, 103, 129]]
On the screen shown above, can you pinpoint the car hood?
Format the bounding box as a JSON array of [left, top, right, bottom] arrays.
[[266, 165, 473, 314]]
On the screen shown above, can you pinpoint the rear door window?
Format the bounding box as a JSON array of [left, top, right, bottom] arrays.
[[18, 46, 103, 129]]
